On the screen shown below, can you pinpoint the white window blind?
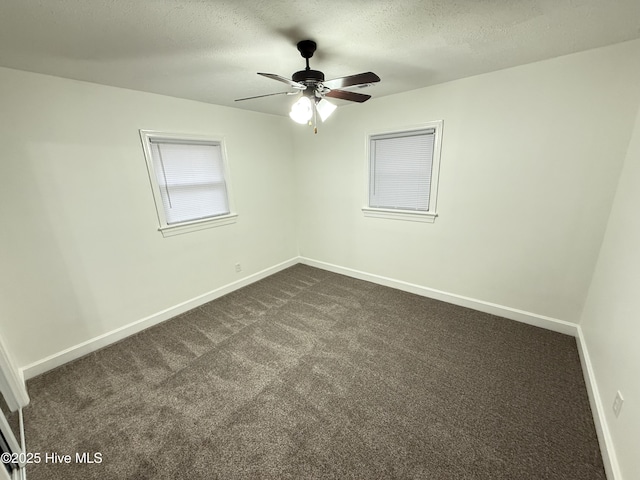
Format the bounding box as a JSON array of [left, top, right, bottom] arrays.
[[149, 140, 230, 225], [369, 129, 435, 211]]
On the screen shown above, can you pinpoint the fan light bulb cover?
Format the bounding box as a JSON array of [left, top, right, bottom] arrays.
[[289, 96, 312, 124], [316, 99, 337, 122]]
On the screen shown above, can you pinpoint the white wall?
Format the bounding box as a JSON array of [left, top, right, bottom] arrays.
[[2, 39, 640, 477], [580, 101, 640, 479], [0, 67, 297, 369], [294, 39, 640, 322]]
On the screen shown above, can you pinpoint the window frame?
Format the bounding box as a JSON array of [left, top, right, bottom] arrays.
[[139, 130, 237, 237], [363, 120, 443, 223]]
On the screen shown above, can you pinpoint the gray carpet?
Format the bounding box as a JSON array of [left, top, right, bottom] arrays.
[[23, 265, 605, 479]]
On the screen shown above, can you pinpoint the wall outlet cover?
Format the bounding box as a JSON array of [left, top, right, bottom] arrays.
[[613, 391, 624, 418]]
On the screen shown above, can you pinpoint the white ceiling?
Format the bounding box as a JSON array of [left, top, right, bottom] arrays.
[[1, 0, 639, 117]]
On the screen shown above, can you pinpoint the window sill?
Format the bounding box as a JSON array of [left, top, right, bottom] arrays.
[[362, 207, 437, 223], [159, 213, 238, 237]]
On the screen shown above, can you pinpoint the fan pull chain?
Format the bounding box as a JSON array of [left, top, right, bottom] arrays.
[[313, 101, 318, 134]]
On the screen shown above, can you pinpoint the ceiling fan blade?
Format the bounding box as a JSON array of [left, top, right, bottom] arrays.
[[322, 72, 380, 90], [235, 91, 298, 102], [257, 72, 306, 89], [324, 89, 372, 103]]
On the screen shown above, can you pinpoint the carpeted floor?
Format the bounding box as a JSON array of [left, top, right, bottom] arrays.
[[23, 265, 605, 479]]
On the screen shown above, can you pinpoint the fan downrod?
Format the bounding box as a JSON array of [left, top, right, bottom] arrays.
[[293, 39, 324, 86]]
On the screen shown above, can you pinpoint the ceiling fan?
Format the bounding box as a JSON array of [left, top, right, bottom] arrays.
[[235, 40, 380, 131]]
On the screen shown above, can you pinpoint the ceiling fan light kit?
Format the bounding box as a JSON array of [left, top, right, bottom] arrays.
[[316, 98, 337, 122], [236, 40, 380, 133], [289, 96, 313, 124]]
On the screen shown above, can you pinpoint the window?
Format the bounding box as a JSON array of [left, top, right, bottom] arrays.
[[363, 121, 443, 223], [140, 130, 237, 236]]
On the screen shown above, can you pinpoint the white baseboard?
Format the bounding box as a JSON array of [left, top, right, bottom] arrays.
[[300, 257, 621, 478], [576, 327, 621, 480], [18, 255, 616, 479], [299, 257, 578, 336], [19, 256, 577, 380], [20, 257, 299, 380]]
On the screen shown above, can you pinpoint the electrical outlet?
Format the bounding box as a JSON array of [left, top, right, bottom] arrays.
[[235, 263, 242, 273], [613, 391, 624, 418]]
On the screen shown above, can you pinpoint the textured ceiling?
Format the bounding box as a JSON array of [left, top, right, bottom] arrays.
[[1, 0, 639, 117]]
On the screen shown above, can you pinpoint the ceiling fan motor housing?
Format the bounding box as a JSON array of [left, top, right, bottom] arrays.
[[292, 69, 324, 85]]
